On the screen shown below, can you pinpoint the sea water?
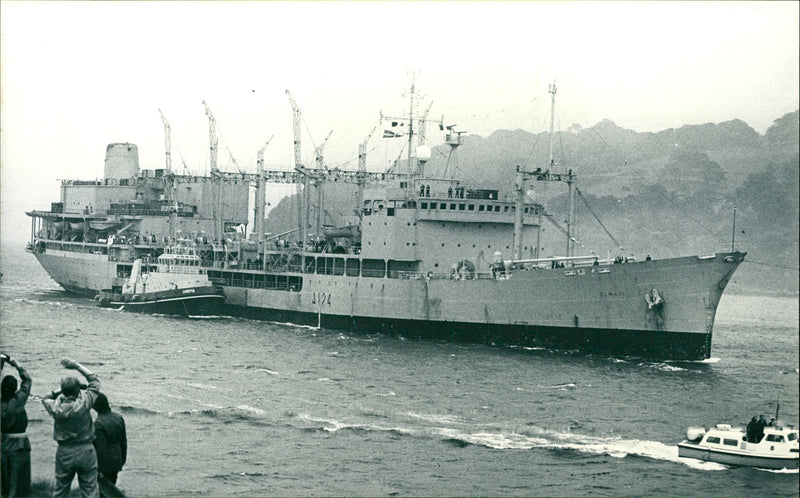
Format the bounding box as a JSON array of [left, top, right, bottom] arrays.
[[1, 245, 797, 496]]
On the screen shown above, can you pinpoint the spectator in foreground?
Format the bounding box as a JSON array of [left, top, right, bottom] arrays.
[[93, 393, 127, 489], [42, 358, 101, 498], [1, 354, 32, 498]]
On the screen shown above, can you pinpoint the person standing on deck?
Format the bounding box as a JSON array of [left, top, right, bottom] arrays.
[[1, 354, 32, 498], [42, 358, 101, 498]]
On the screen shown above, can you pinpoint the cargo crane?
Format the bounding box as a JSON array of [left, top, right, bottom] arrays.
[[285, 90, 306, 245], [158, 109, 179, 240], [254, 136, 274, 245], [313, 130, 333, 236], [418, 101, 433, 146], [158, 109, 172, 173], [202, 101, 224, 242]]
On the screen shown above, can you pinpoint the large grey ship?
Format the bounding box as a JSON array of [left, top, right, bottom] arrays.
[[26, 86, 745, 360]]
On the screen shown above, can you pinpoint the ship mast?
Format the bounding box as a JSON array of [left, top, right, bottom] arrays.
[[545, 82, 577, 258], [514, 81, 577, 261], [380, 77, 443, 188], [406, 78, 416, 176], [357, 126, 377, 220]]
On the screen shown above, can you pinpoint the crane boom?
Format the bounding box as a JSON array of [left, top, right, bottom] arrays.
[[158, 109, 172, 173], [315, 130, 333, 169], [201, 101, 218, 173], [285, 90, 306, 256], [202, 101, 222, 241], [285, 90, 302, 168], [255, 136, 274, 245], [418, 100, 433, 146]]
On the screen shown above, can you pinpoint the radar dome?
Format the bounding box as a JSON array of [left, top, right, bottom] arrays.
[[416, 145, 431, 161]]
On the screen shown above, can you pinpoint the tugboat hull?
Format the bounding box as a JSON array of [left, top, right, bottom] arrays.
[[98, 286, 225, 316]]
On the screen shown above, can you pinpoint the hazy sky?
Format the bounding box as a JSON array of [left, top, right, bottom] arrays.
[[2, 1, 798, 245]]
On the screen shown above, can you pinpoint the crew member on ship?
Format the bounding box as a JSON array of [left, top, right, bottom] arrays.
[[645, 288, 665, 329]]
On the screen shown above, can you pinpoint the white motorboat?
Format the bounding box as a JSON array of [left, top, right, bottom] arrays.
[[678, 415, 798, 469]]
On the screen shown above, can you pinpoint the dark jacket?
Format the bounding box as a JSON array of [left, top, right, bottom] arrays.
[[1, 367, 32, 452], [93, 411, 127, 472]]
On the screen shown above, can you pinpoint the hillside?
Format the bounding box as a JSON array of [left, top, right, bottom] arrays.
[[267, 110, 799, 295]]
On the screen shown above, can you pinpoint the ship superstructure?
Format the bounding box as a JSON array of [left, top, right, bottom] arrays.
[[26, 88, 745, 360]]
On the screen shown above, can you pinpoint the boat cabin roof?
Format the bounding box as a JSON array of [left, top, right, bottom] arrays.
[[702, 424, 798, 444]]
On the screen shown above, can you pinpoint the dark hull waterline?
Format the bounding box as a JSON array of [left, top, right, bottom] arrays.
[[99, 292, 225, 317], [226, 305, 710, 360]]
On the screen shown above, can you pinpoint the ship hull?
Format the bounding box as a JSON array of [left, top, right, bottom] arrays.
[[32, 249, 121, 298], [30, 244, 744, 360], [226, 304, 711, 359]]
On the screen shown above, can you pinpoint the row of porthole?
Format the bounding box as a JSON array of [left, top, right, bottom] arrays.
[[364, 241, 518, 251]]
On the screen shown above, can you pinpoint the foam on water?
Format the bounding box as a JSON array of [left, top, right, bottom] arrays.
[[443, 429, 729, 470], [290, 412, 731, 471]]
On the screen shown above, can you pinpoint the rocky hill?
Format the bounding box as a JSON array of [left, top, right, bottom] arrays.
[[268, 110, 799, 295]]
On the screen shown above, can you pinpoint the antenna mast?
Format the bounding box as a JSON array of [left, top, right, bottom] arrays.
[[357, 126, 377, 220], [548, 82, 557, 167], [547, 82, 576, 257], [405, 77, 417, 176], [513, 81, 577, 261]]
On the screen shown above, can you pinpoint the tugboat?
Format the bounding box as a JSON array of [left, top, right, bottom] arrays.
[[97, 246, 225, 316], [678, 406, 799, 469]]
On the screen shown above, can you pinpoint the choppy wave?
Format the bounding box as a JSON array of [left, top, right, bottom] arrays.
[[404, 411, 464, 425], [13, 298, 77, 308]]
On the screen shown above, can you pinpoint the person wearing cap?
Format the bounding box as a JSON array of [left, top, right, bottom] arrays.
[[92, 393, 127, 488], [1, 354, 32, 498], [42, 358, 101, 498]]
